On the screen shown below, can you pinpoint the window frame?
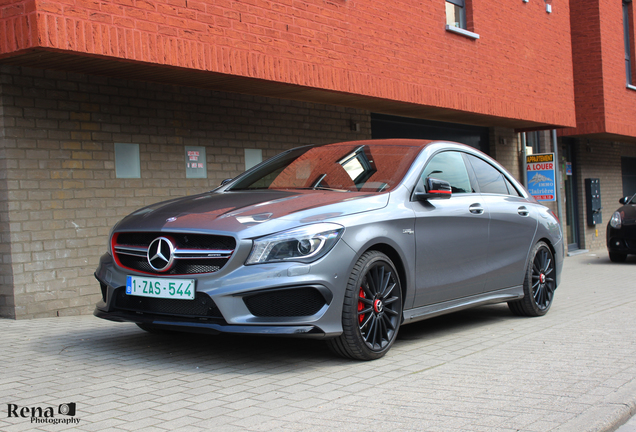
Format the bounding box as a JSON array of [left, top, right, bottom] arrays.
[[445, 0, 479, 40], [624, 0, 636, 89]]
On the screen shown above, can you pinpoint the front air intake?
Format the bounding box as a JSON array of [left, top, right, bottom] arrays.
[[244, 287, 328, 317]]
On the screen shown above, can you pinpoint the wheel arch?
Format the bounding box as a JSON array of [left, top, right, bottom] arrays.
[[361, 243, 408, 304], [537, 237, 556, 258], [536, 236, 560, 287]]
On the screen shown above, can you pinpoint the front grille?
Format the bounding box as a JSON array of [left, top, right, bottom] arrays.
[[244, 287, 327, 317], [113, 232, 235, 275], [117, 232, 236, 250], [114, 288, 224, 320], [117, 254, 224, 275]]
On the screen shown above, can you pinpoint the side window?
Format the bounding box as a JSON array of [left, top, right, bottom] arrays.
[[466, 155, 509, 195], [421, 151, 473, 193], [503, 176, 522, 197]]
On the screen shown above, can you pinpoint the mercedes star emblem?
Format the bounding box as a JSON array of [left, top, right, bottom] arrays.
[[147, 237, 175, 272]]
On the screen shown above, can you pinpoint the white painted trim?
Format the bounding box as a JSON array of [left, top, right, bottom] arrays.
[[627, 84, 636, 91], [445, 24, 480, 39]]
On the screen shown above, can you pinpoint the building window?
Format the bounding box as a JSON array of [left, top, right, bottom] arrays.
[[114, 143, 141, 178], [624, 0, 635, 86], [446, 0, 466, 29], [444, 0, 478, 39]]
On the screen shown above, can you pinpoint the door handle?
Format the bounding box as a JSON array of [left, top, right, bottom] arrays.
[[517, 206, 530, 216], [469, 204, 484, 215]]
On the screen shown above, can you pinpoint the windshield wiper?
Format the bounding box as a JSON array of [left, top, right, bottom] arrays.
[[313, 174, 328, 188], [286, 187, 350, 192]]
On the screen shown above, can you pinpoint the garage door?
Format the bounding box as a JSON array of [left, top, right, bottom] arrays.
[[371, 113, 490, 154]]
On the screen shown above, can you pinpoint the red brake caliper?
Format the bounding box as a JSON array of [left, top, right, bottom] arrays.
[[358, 287, 365, 324]]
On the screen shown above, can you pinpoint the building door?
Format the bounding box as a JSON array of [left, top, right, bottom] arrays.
[[621, 157, 636, 196], [564, 139, 581, 251]]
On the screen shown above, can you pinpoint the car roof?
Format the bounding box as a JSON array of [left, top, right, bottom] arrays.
[[322, 139, 438, 148]]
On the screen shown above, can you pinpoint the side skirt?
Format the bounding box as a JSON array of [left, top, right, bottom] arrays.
[[403, 286, 524, 324]]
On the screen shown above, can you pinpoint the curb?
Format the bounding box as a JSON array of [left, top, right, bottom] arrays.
[[553, 379, 636, 432]]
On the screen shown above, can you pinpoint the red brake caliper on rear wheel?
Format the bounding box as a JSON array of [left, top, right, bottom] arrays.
[[358, 287, 365, 324]]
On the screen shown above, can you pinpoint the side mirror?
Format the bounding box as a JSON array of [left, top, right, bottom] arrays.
[[220, 178, 233, 186], [619, 196, 630, 205], [414, 178, 452, 201]]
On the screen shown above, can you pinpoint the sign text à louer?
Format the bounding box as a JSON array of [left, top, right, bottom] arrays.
[[526, 153, 556, 201]]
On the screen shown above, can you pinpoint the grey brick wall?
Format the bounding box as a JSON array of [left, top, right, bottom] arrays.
[[489, 127, 523, 179], [0, 83, 13, 319], [2, 63, 631, 320], [0, 64, 371, 319], [574, 139, 636, 251]]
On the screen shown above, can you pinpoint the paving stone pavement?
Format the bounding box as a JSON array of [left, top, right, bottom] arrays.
[[1, 250, 636, 432]]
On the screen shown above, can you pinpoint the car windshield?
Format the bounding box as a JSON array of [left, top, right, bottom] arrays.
[[229, 144, 422, 193]]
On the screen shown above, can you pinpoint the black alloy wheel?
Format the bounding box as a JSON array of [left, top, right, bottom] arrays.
[[509, 241, 556, 317], [327, 251, 403, 360]]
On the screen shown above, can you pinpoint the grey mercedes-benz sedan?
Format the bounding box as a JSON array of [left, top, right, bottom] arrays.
[[94, 139, 563, 360]]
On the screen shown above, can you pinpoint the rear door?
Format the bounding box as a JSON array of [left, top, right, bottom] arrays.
[[464, 154, 538, 291]]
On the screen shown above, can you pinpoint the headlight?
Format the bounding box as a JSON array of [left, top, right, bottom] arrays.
[[246, 223, 344, 265], [610, 211, 622, 229]]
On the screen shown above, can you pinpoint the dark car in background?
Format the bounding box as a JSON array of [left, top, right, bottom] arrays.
[[94, 139, 564, 360], [607, 193, 636, 262]]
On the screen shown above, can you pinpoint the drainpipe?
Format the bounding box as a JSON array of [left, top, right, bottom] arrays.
[[520, 132, 527, 188], [552, 129, 564, 228]]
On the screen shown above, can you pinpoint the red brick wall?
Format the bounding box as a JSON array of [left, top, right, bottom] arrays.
[[602, 0, 636, 138], [567, 0, 636, 139], [0, 0, 38, 51], [1, 0, 576, 127]]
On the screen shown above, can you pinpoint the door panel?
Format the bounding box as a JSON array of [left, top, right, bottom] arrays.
[[481, 196, 538, 290], [463, 154, 538, 291], [412, 195, 490, 307]]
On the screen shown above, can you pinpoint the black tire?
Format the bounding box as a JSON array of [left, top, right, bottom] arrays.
[[609, 252, 627, 263], [327, 251, 403, 360], [508, 241, 556, 317]]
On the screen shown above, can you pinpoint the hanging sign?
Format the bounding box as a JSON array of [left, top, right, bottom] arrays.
[[526, 153, 556, 201]]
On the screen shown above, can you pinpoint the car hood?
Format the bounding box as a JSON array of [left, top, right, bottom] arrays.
[[114, 189, 389, 237]]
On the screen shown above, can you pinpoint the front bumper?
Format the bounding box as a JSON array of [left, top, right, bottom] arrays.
[[606, 225, 636, 255], [93, 308, 326, 337], [93, 239, 357, 338]]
